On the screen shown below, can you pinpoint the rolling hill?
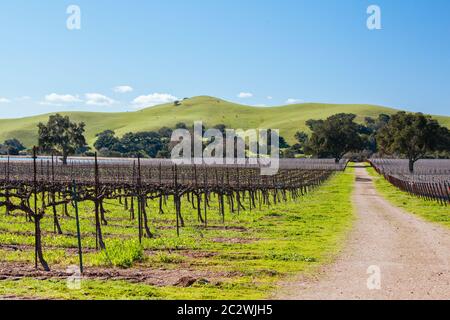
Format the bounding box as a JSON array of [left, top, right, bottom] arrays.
[[0, 96, 449, 147]]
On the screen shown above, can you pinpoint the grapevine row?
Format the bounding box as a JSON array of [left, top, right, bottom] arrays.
[[370, 159, 450, 205], [0, 152, 346, 271]]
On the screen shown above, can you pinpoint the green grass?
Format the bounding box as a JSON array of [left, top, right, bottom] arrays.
[[0, 278, 273, 300], [0, 169, 356, 300], [1, 96, 448, 147], [92, 239, 145, 268], [367, 167, 450, 228]]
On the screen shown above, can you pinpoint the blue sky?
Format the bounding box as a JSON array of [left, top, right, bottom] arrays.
[[0, 0, 449, 118]]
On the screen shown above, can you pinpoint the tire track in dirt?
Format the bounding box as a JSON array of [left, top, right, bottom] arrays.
[[277, 165, 450, 300]]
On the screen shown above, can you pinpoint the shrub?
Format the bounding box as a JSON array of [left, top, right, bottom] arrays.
[[98, 239, 144, 268], [156, 252, 185, 264]]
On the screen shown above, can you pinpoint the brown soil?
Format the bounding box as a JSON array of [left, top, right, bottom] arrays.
[[0, 261, 234, 287]]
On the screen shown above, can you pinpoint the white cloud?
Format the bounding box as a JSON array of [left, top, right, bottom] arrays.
[[238, 92, 253, 98], [44, 93, 82, 104], [285, 98, 303, 105], [132, 93, 178, 109], [85, 93, 116, 106], [0, 97, 11, 103], [267, 96, 273, 100], [114, 85, 134, 93]]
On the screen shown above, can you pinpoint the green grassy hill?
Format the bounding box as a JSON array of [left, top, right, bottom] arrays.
[[0, 96, 449, 147]]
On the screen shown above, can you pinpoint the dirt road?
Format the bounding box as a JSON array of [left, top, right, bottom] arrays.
[[277, 166, 450, 300]]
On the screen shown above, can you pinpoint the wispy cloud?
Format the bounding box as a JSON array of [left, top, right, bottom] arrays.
[[285, 98, 303, 105], [132, 93, 178, 109], [267, 96, 273, 100], [85, 93, 116, 106], [0, 97, 11, 103], [114, 85, 133, 93], [40, 93, 116, 107], [238, 92, 253, 98]]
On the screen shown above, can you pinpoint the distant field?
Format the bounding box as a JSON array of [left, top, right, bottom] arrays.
[[0, 96, 449, 147]]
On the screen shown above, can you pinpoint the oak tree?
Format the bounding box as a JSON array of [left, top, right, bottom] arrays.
[[38, 114, 88, 164], [377, 112, 450, 172]]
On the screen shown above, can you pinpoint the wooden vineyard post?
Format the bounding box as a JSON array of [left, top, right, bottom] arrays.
[[33, 148, 38, 269], [174, 165, 180, 237], [158, 163, 164, 215], [51, 154, 62, 235], [32, 147, 49, 271], [236, 166, 240, 215], [215, 168, 225, 223], [130, 161, 136, 220], [203, 165, 208, 228], [194, 165, 204, 224], [5, 157, 10, 216], [72, 180, 84, 274], [137, 156, 143, 244], [137, 196, 142, 243], [137, 156, 152, 240], [94, 153, 106, 250]]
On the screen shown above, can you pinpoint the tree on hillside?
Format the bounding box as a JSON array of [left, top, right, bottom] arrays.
[[282, 131, 309, 158], [155, 127, 174, 158], [116, 132, 164, 158], [362, 114, 391, 153], [94, 129, 173, 158], [38, 114, 88, 164], [158, 127, 173, 139], [377, 112, 450, 172], [94, 130, 120, 152], [253, 129, 290, 158], [175, 122, 188, 130], [213, 124, 227, 135], [294, 131, 309, 146], [305, 119, 323, 132], [295, 131, 309, 152], [271, 130, 290, 149], [2, 139, 26, 155], [305, 113, 364, 163]]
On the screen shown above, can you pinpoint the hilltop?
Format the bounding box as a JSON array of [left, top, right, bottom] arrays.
[[0, 96, 449, 147]]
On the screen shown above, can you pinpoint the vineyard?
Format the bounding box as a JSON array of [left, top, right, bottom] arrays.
[[370, 159, 450, 204], [1, 155, 448, 299], [0, 153, 347, 275]]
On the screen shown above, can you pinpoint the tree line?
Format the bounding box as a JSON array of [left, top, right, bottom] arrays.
[[287, 112, 449, 171], [2, 112, 449, 172]]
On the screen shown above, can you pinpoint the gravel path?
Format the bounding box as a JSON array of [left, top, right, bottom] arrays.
[[277, 166, 450, 300]]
